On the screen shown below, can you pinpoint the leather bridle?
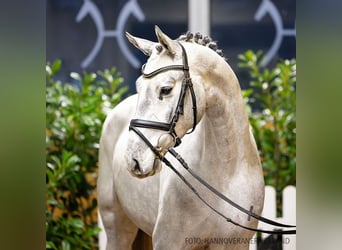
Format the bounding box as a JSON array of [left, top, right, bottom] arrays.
[[130, 42, 197, 149], [128, 42, 296, 235]]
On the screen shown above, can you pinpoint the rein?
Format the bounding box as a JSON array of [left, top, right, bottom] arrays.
[[129, 42, 296, 235], [167, 148, 296, 235]]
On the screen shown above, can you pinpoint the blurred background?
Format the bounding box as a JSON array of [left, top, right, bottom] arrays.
[[47, 0, 295, 92]]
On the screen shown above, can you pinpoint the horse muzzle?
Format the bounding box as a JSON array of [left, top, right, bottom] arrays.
[[128, 154, 162, 178]]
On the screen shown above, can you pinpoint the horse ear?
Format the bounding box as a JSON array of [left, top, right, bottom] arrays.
[[154, 25, 177, 56], [125, 32, 154, 56]]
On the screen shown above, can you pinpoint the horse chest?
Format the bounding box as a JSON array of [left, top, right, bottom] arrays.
[[113, 140, 160, 235]]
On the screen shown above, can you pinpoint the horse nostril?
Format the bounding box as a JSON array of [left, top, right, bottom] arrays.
[[132, 158, 141, 173]]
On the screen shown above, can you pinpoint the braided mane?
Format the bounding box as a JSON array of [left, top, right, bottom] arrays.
[[177, 31, 225, 58]]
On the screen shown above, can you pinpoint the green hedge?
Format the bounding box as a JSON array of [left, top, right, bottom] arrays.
[[46, 60, 127, 250], [239, 50, 296, 214]]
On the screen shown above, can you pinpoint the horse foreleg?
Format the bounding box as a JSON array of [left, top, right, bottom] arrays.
[[98, 194, 138, 250], [98, 158, 138, 249], [98, 113, 138, 250]]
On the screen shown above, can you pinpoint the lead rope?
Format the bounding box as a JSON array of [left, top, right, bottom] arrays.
[[130, 114, 296, 234], [163, 151, 296, 235], [169, 149, 295, 228], [130, 124, 296, 235]]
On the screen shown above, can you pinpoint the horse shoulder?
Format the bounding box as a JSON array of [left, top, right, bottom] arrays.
[[100, 95, 136, 154], [98, 95, 137, 205]]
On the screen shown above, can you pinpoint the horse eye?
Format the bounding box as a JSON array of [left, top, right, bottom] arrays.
[[160, 86, 173, 98]]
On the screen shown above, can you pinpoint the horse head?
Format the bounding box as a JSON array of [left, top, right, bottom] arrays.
[[125, 26, 206, 178]]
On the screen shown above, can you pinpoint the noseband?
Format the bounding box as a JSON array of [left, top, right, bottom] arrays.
[[129, 42, 197, 149], [128, 42, 296, 235]]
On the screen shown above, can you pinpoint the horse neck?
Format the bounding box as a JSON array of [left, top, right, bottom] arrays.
[[195, 52, 259, 175]]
